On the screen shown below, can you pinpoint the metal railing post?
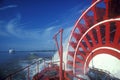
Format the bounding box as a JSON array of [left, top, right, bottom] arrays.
[[28, 67, 30, 80], [37, 61, 39, 73], [53, 29, 64, 80]]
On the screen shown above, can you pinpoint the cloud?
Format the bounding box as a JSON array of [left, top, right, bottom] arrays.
[[1, 14, 59, 43], [0, 21, 9, 36], [46, 26, 55, 32], [0, 5, 18, 10], [0, 14, 60, 50], [0, 1, 85, 50], [0, 31, 9, 36]]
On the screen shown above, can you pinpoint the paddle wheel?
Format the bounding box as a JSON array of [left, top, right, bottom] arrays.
[[66, 0, 120, 79], [3, 0, 120, 80]]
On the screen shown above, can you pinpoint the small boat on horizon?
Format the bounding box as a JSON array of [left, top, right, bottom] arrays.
[[9, 49, 15, 54]]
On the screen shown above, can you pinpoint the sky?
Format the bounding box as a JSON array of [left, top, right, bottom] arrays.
[[0, 0, 91, 51], [0, 0, 120, 79]]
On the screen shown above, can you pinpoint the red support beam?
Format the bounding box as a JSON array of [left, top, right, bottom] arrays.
[[77, 50, 86, 60], [80, 43, 88, 53], [77, 23, 82, 33], [83, 37, 92, 50], [105, 22, 110, 44], [67, 61, 73, 66], [104, 0, 109, 19], [85, 48, 120, 72], [68, 51, 74, 58], [88, 31, 96, 46], [114, 22, 120, 44], [53, 29, 63, 80], [70, 41, 77, 49], [75, 57, 84, 65], [95, 26, 102, 45], [73, 32, 81, 42]]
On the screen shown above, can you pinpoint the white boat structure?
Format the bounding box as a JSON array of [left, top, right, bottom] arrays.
[[9, 49, 15, 54]]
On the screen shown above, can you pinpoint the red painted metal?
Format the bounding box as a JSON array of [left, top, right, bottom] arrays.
[[105, 23, 110, 44], [114, 22, 120, 44], [53, 28, 63, 80], [95, 26, 102, 45], [33, 62, 60, 80], [85, 48, 120, 71], [67, 0, 120, 79], [3, 0, 120, 80], [70, 42, 77, 49]]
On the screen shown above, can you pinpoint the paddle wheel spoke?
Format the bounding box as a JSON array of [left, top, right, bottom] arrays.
[[114, 22, 120, 45], [3, 0, 120, 80], [88, 31, 96, 46], [95, 26, 102, 45], [83, 37, 92, 50], [70, 42, 77, 50], [105, 22, 110, 44], [73, 32, 82, 43], [76, 23, 83, 33], [77, 50, 86, 60], [79, 43, 88, 53], [75, 56, 84, 65], [68, 51, 74, 58], [66, 0, 120, 79]]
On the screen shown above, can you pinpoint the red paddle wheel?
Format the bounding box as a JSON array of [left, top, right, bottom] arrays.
[[4, 0, 120, 80], [66, 0, 120, 79]]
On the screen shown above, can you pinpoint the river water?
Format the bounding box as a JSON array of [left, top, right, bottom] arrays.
[[0, 51, 55, 80]]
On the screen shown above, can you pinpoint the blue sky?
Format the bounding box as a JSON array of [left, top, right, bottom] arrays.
[[0, 0, 91, 51]]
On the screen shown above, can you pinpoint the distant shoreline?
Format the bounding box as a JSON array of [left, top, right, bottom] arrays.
[[0, 50, 57, 52]]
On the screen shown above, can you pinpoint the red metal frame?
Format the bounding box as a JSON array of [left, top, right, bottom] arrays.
[[4, 28, 65, 80], [67, 0, 120, 79], [74, 20, 120, 74], [3, 0, 120, 80], [85, 47, 120, 72], [53, 29, 63, 80], [32, 61, 61, 80], [66, 0, 101, 73]]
